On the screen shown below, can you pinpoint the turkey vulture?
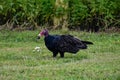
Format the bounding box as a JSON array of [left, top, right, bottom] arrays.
[[37, 29, 93, 58]]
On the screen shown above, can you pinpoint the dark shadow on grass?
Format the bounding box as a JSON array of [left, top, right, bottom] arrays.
[[35, 52, 89, 64]]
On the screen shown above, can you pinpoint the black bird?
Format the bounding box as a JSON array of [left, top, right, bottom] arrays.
[[37, 29, 93, 58]]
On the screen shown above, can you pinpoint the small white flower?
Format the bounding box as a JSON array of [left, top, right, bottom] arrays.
[[37, 49, 40, 52], [35, 47, 40, 50], [33, 46, 41, 52]]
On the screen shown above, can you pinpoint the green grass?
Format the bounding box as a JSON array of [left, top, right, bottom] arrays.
[[0, 30, 120, 80]]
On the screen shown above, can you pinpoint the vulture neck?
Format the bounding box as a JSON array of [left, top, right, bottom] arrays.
[[44, 33, 49, 37]]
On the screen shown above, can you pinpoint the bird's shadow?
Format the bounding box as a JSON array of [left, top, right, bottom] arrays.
[[37, 53, 89, 62]]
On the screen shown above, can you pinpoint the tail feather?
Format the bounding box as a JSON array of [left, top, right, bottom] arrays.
[[81, 41, 93, 44]]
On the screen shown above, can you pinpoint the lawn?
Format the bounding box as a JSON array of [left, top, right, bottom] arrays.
[[0, 30, 120, 80]]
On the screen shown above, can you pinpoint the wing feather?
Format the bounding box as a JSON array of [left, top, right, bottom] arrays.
[[55, 35, 87, 53]]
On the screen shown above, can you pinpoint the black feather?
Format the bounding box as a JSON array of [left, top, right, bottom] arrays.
[[81, 41, 93, 44], [43, 34, 93, 58]]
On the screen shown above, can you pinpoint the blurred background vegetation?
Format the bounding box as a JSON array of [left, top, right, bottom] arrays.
[[0, 0, 120, 32]]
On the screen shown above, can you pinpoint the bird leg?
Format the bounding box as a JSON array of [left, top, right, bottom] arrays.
[[53, 52, 58, 57], [60, 52, 64, 58]]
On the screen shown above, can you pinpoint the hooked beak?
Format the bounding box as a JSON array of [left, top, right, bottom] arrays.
[[37, 34, 41, 39], [37, 36, 40, 39]]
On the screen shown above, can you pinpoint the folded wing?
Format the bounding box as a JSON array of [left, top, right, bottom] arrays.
[[54, 35, 87, 53]]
